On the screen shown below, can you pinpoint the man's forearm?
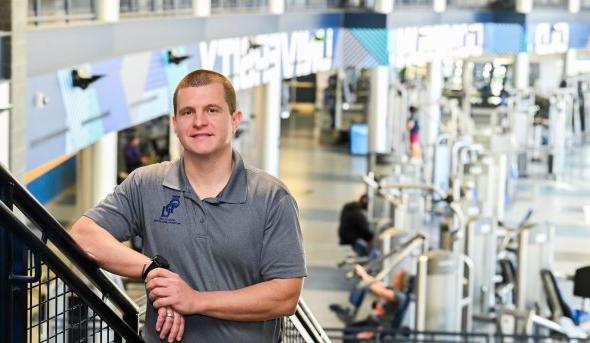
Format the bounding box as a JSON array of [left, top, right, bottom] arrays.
[[192, 278, 303, 321], [70, 216, 148, 278]]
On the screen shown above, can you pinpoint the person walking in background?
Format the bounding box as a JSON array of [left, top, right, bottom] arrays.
[[123, 135, 149, 174], [407, 105, 422, 160]]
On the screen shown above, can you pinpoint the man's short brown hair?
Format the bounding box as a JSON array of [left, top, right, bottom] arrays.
[[173, 69, 237, 115]]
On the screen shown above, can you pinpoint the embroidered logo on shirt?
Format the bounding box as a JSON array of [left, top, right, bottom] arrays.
[[154, 195, 181, 225], [161, 195, 180, 217]]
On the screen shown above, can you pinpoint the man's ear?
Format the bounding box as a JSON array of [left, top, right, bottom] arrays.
[[171, 114, 178, 134], [232, 110, 243, 134]]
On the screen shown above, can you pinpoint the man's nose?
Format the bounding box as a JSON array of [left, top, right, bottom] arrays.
[[193, 111, 209, 127]]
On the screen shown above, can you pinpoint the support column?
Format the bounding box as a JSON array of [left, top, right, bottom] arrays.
[[564, 49, 577, 78], [462, 60, 474, 131], [569, 0, 580, 12], [77, 132, 118, 214], [424, 59, 442, 182], [368, 66, 390, 159], [269, 0, 284, 14], [515, 0, 532, 13], [0, 81, 9, 167], [375, 0, 394, 13], [261, 77, 281, 177], [193, 0, 210, 16], [2, 0, 27, 181], [0, 3, 26, 341], [433, 0, 446, 13], [335, 69, 344, 129], [97, 0, 120, 22], [514, 53, 530, 91]]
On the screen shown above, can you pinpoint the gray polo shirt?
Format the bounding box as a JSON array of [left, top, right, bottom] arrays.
[[85, 151, 307, 343]]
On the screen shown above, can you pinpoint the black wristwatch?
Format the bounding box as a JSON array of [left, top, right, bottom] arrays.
[[142, 255, 170, 280]]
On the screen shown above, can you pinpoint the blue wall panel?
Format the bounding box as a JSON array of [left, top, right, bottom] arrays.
[[27, 156, 76, 205], [94, 58, 131, 133], [570, 22, 590, 49], [484, 23, 525, 54]]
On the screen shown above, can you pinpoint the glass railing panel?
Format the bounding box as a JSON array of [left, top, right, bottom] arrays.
[[447, 0, 495, 8], [120, 0, 193, 17], [285, 0, 342, 10], [394, 0, 433, 7], [210, 0, 270, 13], [534, 0, 568, 8], [28, 0, 97, 26]]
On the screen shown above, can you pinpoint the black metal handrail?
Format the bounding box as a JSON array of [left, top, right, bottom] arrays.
[[0, 163, 139, 336], [0, 202, 141, 342]]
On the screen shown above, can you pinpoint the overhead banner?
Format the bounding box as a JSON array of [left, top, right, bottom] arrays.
[[26, 28, 340, 170], [528, 22, 569, 55], [200, 29, 336, 90], [389, 23, 485, 67]]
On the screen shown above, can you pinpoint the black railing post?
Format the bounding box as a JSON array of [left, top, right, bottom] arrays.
[[0, 179, 27, 343], [0, 182, 12, 343], [123, 312, 139, 334]]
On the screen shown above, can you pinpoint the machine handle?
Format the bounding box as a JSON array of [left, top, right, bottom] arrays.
[[461, 254, 474, 306]]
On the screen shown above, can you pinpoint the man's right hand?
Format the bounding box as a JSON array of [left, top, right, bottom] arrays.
[[156, 307, 185, 342]]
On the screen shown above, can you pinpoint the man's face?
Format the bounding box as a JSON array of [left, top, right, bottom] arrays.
[[172, 83, 242, 158]]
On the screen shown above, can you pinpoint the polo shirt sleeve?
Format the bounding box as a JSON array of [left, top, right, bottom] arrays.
[[260, 195, 307, 280], [83, 171, 143, 242]]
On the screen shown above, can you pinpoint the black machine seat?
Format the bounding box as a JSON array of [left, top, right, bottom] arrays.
[[574, 266, 590, 299], [541, 269, 590, 326]]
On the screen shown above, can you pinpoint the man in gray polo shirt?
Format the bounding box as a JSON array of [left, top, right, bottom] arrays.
[[70, 69, 307, 342]]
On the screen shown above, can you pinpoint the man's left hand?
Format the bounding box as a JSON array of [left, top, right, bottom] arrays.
[[146, 268, 198, 315]]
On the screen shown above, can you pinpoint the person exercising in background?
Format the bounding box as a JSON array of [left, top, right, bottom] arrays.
[[338, 194, 374, 256], [407, 106, 421, 160], [346, 265, 411, 341]]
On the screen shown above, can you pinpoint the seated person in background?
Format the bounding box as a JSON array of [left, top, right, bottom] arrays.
[[345, 265, 411, 341], [338, 194, 374, 256]]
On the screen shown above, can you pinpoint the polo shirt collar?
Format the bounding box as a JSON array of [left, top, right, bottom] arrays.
[[162, 151, 248, 204], [218, 150, 248, 204], [162, 159, 184, 191]]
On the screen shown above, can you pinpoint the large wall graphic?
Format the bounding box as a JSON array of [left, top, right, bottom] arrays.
[[26, 21, 590, 171]]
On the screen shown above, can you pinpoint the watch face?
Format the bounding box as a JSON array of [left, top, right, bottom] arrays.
[[154, 255, 169, 268]]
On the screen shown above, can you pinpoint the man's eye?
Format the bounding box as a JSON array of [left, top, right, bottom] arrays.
[[208, 107, 219, 113], [182, 111, 191, 116]]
